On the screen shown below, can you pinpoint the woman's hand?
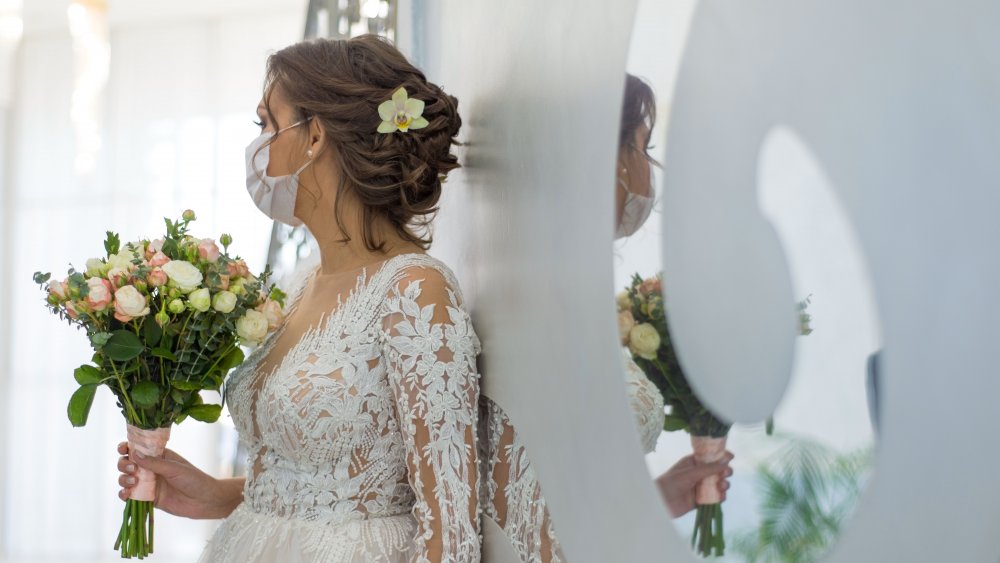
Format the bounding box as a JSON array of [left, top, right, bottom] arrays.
[[116, 442, 244, 520], [656, 451, 734, 518]]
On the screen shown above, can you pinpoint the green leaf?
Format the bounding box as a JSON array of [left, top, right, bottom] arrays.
[[104, 330, 145, 361], [67, 384, 98, 427], [104, 231, 121, 257], [150, 347, 177, 361], [170, 379, 205, 391], [131, 381, 161, 408], [74, 365, 103, 385], [33, 271, 51, 285], [143, 315, 163, 345], [184, 403, 222, 423], [663, 414, 688, 432], [219, 346, 245, 371]]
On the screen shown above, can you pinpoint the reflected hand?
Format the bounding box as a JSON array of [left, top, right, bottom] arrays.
[[656, 451, 734, 518], [116, 441, 242, 520]]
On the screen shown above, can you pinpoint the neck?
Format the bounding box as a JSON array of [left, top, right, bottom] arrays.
[[304, 207, 423, 276]]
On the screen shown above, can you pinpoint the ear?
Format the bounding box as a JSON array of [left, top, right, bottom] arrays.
[[307, 117, 327, 158]]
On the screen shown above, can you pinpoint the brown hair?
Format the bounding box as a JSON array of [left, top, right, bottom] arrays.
[[262, 34, 461, 251], [620, 73, 656, 161]]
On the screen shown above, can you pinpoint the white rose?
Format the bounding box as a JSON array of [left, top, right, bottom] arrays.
[[211, 290, 237, 314], [85, 258, 104, 277], [188, 288, 211, 312], [161, 260, 203, 293], [236, 309, 268, 344], [114, 285, 150, 318], [628, 323, 661, 360]]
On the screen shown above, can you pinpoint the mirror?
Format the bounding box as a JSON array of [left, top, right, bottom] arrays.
[[613, 1, 879, 559]]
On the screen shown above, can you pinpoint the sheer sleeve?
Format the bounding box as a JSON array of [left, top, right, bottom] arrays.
[[381, 266, 482, 562], [479, 397, 565, 563]]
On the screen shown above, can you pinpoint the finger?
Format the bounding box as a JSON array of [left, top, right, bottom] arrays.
[[118, 488, 131, 501], [117, 442, 129, 455], [119, 474, 138, 488], [132, 451, 180, 477], [117, 456, 137, 474]]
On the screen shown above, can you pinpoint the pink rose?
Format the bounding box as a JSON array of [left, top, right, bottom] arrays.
[[65, 301, 80, 319], [197, 239, 221, 263], [147, 267, 168, 287], [85, 277, 114, 311], [639, 278, 662, 296], [227, 259, 250, 278], [146, 238, 165, 258], [255, 299, 283, 331], [47, 279, 69, 301], [148, 251, 170, 267], [215, 274, 230, 291]]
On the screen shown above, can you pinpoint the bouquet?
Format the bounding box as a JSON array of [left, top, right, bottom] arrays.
[[32, 210, 285, 559], [617, 273, 812, 558]]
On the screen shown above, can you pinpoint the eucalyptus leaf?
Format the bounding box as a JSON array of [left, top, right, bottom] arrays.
[[104, 330, 145, 361], [131, 381, 161, 408], [184, 404, 222, 423], [74, 365, 103, 385], [67, 384, 98, 427]]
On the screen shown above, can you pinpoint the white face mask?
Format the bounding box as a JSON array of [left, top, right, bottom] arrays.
[[615, 175, 656, 239], [245, 118, 312, 227]]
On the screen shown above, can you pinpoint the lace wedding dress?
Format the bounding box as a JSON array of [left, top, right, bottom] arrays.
[[476, 345, 664, 563], [199, 252, 482, 563]]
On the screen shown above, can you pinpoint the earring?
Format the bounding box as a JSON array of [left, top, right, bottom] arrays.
[[307, 149, 314, 158]]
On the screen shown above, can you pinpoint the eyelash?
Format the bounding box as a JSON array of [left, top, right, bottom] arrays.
[[254, 119, 265, 128]]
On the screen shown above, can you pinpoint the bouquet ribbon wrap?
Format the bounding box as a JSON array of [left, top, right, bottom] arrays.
[[691, 435, 728, 505], [126, 424, 171, 502]]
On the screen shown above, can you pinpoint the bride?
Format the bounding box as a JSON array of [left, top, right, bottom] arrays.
[[116, 34, 480, 562]]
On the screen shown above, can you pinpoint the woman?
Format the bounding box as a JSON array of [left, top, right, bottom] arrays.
[[116, 35, 480, 562]]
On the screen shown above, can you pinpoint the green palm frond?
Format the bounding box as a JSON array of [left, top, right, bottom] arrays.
[[732, 435, 873, 563]]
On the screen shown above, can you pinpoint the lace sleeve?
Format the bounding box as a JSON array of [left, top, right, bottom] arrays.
[[382, 266, 482, 562]]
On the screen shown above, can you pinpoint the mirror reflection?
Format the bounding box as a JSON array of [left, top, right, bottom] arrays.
[[613, 1, 879, 560]]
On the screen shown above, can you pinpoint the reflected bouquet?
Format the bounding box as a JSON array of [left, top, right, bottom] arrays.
[[617, 272, 731, 557], [618, 273, 813, 558], [33, 210, 285, 559]]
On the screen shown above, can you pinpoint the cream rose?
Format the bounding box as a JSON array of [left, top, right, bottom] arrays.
[[617, 310, 636, 346], [188, 288, 211, 312], [85, 277, 114, 311], [211, 290, 237, 314], [628, 323, 661, 360], [616, 290, 631, 312], [236, 309, 268, 344], [161, 260, 203, 293], [255, 299, 283, 330], [114, 285, 150, 322]]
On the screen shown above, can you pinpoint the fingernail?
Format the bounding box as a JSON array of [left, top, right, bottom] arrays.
[[134, 452, 145, 460], [126, 477, 136, 485], [126, 464, 135, 472]]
